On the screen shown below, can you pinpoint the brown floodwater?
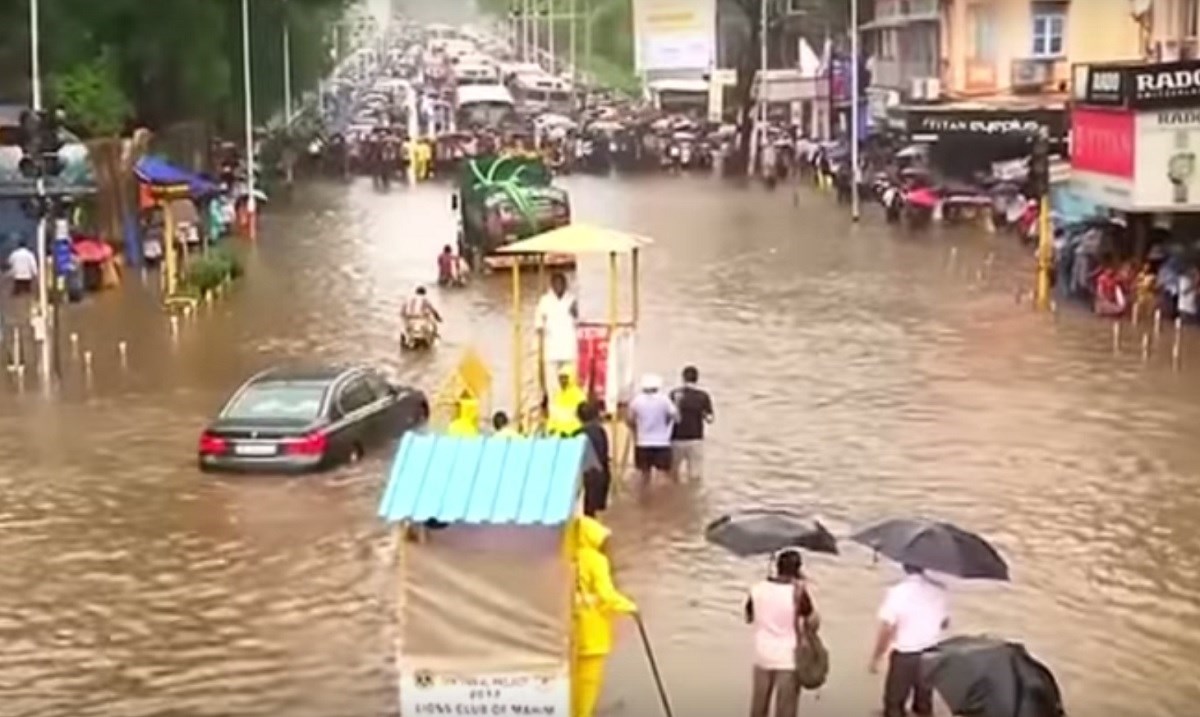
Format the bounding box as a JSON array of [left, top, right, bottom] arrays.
[[1, 174, 1199, 717]]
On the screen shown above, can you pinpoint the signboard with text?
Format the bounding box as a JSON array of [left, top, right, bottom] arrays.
[[399, 669, 569, 717], [632, 0, 716, 72], [1133, 108, 1200, 209], [1074, 60, 1200, 110]]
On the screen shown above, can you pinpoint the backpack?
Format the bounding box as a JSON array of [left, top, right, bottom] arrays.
[[794, 585, 829, 690]]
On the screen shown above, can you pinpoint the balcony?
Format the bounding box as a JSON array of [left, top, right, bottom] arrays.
[[872, 57, 940, 90], [868, 0, 939, 27]]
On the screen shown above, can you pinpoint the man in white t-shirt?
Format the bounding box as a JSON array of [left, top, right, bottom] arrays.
[[7, 243, 38, 297], [870, 564, 949, 717], [535, 272, 578, 396]]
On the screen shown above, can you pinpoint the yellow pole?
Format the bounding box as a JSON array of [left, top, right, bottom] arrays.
[[512, 261, 523, 426], [631, 249, 640, 326], [537, 255, 547, 399], [1035, 193, 1052, 310], [163, 202, 177, 297]]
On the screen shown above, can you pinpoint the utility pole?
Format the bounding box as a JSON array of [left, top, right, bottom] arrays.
[[751, 0, 767, 176], [283, 0, 293, 127], [547, 0, 556, 75], [1032, 132, 1052, 309], [569, 0, 577, 80], [850, 0, 861, 221], [241, 0, 258, 239], [523, 0, 532, 62], [28, 0, 51, 385]]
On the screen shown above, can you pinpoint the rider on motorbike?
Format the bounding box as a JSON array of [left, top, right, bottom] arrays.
[[402, 286, 442, 344]]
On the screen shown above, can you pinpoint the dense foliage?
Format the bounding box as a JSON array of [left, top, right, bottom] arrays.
[[0, 0, 347, 135]]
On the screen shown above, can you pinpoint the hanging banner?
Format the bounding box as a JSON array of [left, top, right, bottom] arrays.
[[398, 669, 569, 717], [576, 325, 611, 404], [632, 0, 716, 72]]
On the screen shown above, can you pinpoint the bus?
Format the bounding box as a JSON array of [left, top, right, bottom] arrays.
[[455, 84, 518, 130], [509, 72, 574, 115]]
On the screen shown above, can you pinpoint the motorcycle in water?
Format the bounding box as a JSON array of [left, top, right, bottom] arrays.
[[400, 316, 439, 351]]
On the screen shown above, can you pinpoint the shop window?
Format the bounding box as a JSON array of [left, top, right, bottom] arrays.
[[968, 5, 996, 62], [1031, 3, 1065, 58]]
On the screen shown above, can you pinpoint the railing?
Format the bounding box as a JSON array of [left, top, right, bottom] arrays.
[[872, 58, 940, 89]]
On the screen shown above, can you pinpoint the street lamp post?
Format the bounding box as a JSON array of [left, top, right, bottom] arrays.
[[28, 0, 51, 384], [523, 0, 532, 62], [547, 0, 556, 75], [283, 1, 293, 127], [241, 0, 258, 239], [569, 0, 577, 80], [751, 0, 767, 176], [850, 0, 861, 221]]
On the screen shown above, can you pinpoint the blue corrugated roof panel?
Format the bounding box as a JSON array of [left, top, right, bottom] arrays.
[[378, 434, 586, 525]]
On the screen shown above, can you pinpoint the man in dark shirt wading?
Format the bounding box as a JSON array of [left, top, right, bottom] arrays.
[[669, 365, 714, 481]]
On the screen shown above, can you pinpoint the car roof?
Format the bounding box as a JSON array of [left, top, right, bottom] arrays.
[[249, 365, 369, 385]]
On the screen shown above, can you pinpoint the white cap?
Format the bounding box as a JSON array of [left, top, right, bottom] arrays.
[[641, 373, 662, 391]]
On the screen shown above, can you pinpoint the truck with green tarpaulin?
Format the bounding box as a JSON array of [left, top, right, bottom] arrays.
[[453, 154, 573, 270]]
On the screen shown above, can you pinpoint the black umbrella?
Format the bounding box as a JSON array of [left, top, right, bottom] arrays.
[[705, 510, 838, 557], [921, 636, 1065, 717], [850, 519, 1009, 580]]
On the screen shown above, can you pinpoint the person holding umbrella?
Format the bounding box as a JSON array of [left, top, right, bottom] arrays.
[[869, 564, 949, 717], [745, 548, 817, 717], [852, 518, 1010, 717]]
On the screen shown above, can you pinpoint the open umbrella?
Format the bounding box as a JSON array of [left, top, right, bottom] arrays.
[[850, 519, 1009, 580], [705, 509, 838, 557], [921, 636, 1064, 717]]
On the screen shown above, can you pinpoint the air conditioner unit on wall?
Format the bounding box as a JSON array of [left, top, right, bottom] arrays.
[[910, 77, 926, 100], [1012, 59, 1051, 92], [910, 77, 940, 102]]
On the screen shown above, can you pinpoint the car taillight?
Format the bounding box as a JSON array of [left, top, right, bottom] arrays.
[[284, 432, 328, 456], [198, 432, 228, 456]]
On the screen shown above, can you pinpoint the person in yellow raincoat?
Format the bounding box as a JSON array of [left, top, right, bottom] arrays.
[[546, 367, 586, 436], [447, 397, 480, 436], [574, 516, 637, 717]]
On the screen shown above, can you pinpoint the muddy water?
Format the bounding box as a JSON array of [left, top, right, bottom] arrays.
[[1, 175, 1198, 716]]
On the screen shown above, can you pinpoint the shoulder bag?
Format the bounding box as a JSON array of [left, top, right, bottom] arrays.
[[793, 583, 829, 690]]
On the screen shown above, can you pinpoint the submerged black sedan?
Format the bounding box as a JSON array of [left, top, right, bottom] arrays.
[[198, 365, 428, 473]]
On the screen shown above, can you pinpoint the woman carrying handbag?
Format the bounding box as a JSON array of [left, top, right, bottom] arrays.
[[745, 549, 822, 717]]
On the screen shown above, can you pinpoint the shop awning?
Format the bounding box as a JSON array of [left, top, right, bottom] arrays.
[[378, 434, 586, 525], [134, 156, 220, 197]]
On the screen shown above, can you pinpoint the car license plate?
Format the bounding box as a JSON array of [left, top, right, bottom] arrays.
[[235, 443, 276, 457]]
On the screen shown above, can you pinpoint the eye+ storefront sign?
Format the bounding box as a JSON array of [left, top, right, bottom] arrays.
[[904, 109, 1065, 141]]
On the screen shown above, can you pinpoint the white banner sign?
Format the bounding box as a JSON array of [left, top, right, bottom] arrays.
[[633, 0, 716, 72], [1134, 109, 1200, 210], [399, 669, 569, 717]]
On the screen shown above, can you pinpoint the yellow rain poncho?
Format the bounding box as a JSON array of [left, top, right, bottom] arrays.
[[546, 370, 586, 437], [447, 398, 480, 437], [573, 516, 636, 717]]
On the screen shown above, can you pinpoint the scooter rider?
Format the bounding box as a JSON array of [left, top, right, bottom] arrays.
[[402, 286, 442, 344]]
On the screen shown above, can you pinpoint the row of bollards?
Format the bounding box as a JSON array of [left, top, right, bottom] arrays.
[[945, 245, 1192, 371]]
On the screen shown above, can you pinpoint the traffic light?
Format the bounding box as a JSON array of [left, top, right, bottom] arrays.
[[38, 109, 64, 177], [17, 109, 40, 179], [1030, 134, 1050, 197]]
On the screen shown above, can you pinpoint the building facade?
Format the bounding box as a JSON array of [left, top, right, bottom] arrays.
[[865, 0, 1144, 132]]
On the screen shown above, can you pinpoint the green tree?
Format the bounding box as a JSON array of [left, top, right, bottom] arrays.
[[51, 49, 132, 137]]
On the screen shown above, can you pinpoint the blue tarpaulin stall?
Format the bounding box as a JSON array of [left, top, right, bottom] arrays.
[[134, 156, 220, 197]]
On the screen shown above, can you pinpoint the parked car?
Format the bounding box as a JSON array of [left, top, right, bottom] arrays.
[[198, 365, 428, 473]]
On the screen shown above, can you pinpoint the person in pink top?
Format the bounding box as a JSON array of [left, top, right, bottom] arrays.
[[744, 549, 818, 717]]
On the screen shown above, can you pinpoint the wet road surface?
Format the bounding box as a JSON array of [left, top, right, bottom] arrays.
[[1, 174, 1199, 716]]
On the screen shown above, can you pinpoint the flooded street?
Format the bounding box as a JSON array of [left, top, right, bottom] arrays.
[[2, 174, 1200, 717]]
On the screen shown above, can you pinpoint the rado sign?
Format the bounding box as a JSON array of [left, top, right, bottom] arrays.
[[1080, 60, 1200, 109]]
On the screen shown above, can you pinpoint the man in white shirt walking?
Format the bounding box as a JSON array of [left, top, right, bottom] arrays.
[[625, 374, 677, 482], [6, 242, 38, 297], [870, 564, 949, 717], [535, 272, 578, 398]]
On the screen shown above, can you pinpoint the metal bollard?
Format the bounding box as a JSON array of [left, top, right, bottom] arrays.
[[170, 315, 180, 336], [83, 350, 93, 374], [1154, 308, 1163, 338], [1132, 304, 1140, 327], [1142, 333, 1151, 361], [118, 341, 128, 368], [182, 304, 193, 319], [1112, 321, 1121, 353], [1173, 317, 1183, 368], [70, 332, 79, 357], [9, 327, 22, 370]]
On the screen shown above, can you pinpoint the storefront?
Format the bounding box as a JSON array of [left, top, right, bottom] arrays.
[[1071, 60, 1200, 214], [888, 103, 1067, 179]]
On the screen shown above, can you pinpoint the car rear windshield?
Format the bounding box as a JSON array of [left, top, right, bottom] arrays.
[[222, 381, 327, 421]]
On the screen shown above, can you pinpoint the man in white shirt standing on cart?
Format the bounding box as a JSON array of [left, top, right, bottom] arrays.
[[535, 272, 578, 400]]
